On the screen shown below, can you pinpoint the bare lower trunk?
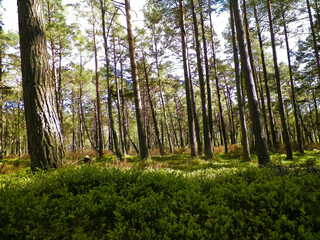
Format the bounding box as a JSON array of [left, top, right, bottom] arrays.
[[125, 0, 149, 160], [18, 0, 65, 171], [232, 0, 269, 165], [266, 0, 293, 160]]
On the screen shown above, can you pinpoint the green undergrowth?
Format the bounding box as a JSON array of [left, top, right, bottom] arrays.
[[1, 159, 320, 239]]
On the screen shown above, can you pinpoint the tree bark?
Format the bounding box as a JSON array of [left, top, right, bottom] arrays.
[[199, 1, 214, 142], [178, 0, 196, 157], [190, 0, 213, 158], [282, 10, 304, 153], [266, 0, 293, 160], [142, 52, 165, 155], [306, 0, 320, 81], [125, 0, 149, 160], [253, 2, 278, 149], [208, 0, 228, 153], [232, 0, 270, 165], [230, 0, 250, 161], [17, 0, 65, 171]]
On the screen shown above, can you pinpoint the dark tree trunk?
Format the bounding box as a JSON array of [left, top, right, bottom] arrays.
[[154, 41, 173, 153], [253, 3, 278, 149], [125, 0, 149, 160], [232, 0, 270, 165], [282, 11, 304, 153], [307, 0, 320, 81], [190, 0, 213, 158], [17, 0, 65, 171], [89, 0, 104, 157], [230, 0, 250, 161], [100, 2, 121, 159], [313, 90, 320, 142], [208, 0, 228, 154], [178, 0, 196, 156], [142, 52, 165, 155], [175, 96, 184, 147], [199, 1, 214, 142], [187, 50, 202, 155], [266, 0, 293, 160]]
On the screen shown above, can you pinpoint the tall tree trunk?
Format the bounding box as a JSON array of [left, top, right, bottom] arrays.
[[313, 90, 320, 142], [154, 41, 173, 153], [190, 0, 213, 159], [178, 0, 196, 156], [266, 0, 293, 159], [223, 74, 236, 145], [188, 49, 202, 155], [17, 0, 65, 171], [230, 0, 250, 161], [232, 0, 270, 165], [0, 46, 3, 158], [282, 11, 304, 153], [199, 1, 214, 141], [175, 96, 184, 148], [125, 0, 149, 160], [307, 0, 320, 81], [208, 0, 228, 153], [142, 52, 165, 155], [90, 0, 103, 157], [253, 2, 278, 149], [120, 55, 128, 154], [109, 28, 122, 159]]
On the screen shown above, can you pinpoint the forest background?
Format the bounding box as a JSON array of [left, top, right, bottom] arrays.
[[0, 0, 319, 168]]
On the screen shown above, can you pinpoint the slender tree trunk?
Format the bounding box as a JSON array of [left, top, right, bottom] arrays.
[[175, 96, 184, 147], [313, 90, 320, 142], [78, 52, 85, 156], [178, 0, 197, 156], [113, 34, 124, 155], [17, 0, 65, 171], [199, 1, 214, 141], [142, 52, 165, 155], [253, 3, 278, 149], [90, 0, 103, 157], [282, 11, 304, 153], [188, 48, 202, 155], [154, 41, 173, 153], [208, 0, 228, 153], [266, 0, 293, 159], [307, 0, 320, 81], [223, 74, 236, 145], [125, 0, 149, 160], [232, 0, 270, 165], [230, 0, 250, 161], [120, 55, 128, 154], [190, 0, 213, 158], [0, 47, 3, 158]]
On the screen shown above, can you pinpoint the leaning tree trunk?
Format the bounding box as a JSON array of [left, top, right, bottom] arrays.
[[190, 0, 213, 159], [282, 10, 304, 153], [232, 0, 270, 165], [253, 2, 278, 149], [208, 0, 228, 153], [142, 52, 165, 156], [266, 0, 293, 160], [199, 1, 214, 142], [17, 0, 65, 171], [230, 0, 250, 161], [125, 0, 149, 160], [178, 0, 196, 157], [306, 0, 320, 81]]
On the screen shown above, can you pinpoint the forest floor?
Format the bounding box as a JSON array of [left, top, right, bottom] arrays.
[[0, 145, 320, 239]]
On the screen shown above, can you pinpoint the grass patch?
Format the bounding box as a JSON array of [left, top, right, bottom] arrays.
[[1, 150, 320, 238], [1, 165, 320, 239]]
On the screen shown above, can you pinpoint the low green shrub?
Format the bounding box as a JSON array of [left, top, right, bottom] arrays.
[[0, 165, 320, 239]]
